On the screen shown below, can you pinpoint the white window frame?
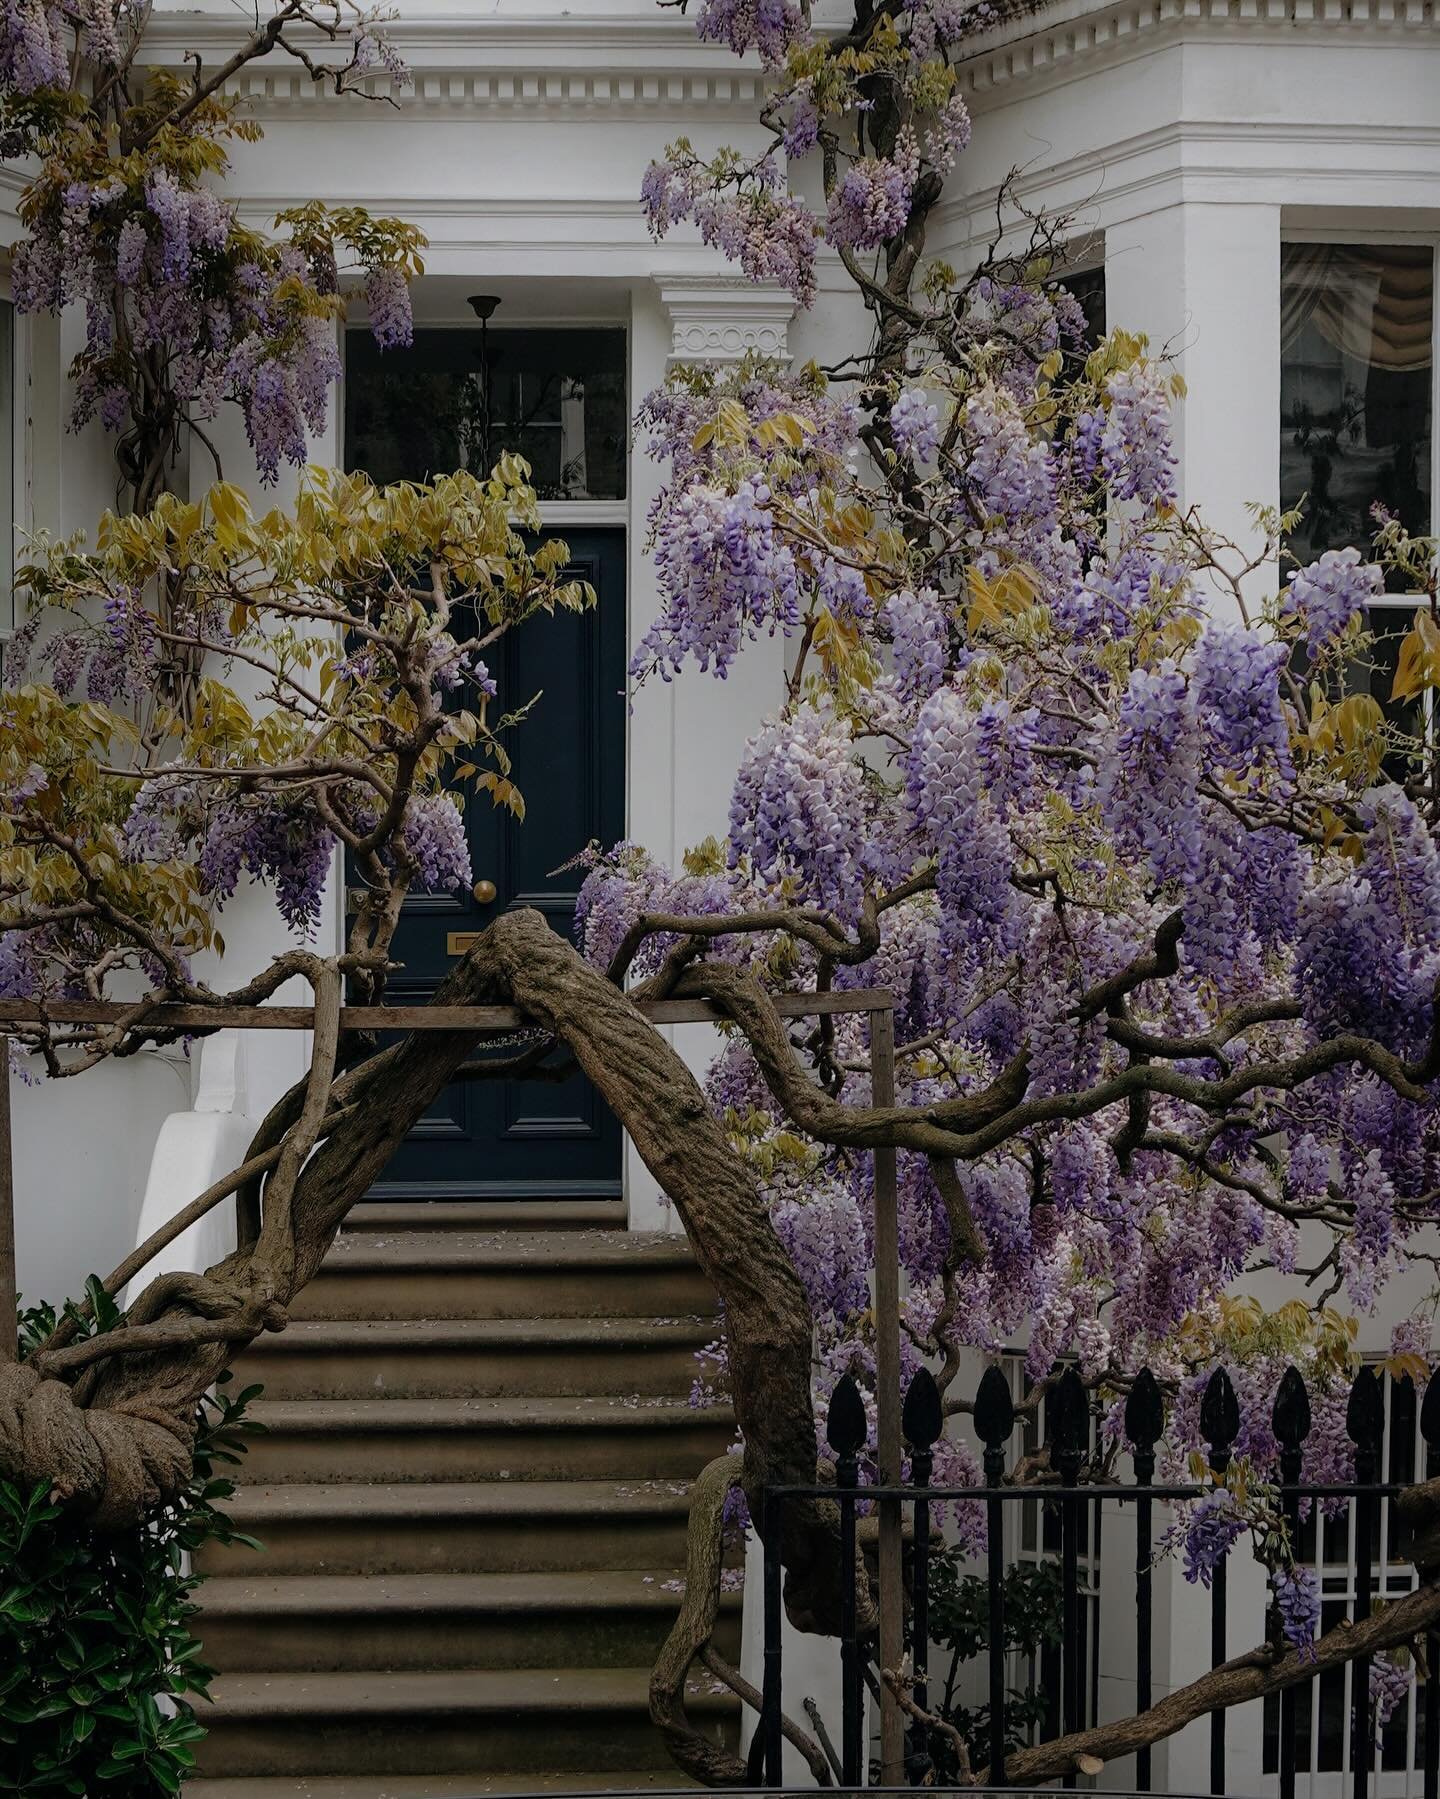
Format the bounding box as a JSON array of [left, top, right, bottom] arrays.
[[0, 268, 24, 653]]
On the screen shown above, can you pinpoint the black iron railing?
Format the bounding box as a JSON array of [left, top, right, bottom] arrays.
[[758, 1362, 1440, 1796]]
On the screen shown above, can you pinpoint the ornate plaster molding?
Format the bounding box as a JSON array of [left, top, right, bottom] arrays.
[[655, 277, 797, 365], [219, 65, 769, 116], [140, 9, 769, 117], [959, 0, 1437, 95]]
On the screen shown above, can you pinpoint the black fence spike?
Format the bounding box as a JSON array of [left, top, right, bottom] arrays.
[[1125, 1366, 1164, 1451], [1272, 1364, 1312, 1453], [974, 1363, 1016, 1449], [1049, 1363, 1089, 1466], [1200, 1366, 1240, 1458], [1421, 1369, 1440, 1449], [1345, 1364, 1385, 1455], [902, 1365, 944, 1452], [827, 1373, 868, 1459]]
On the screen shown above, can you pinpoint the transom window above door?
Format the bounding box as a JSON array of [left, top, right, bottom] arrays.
[[345, 325, 627, 500]]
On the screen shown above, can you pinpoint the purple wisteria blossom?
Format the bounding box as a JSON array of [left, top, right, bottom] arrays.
[[1273, 1565, 1321, 1655], [729, 708, 871, 923], [1100, 367, 1178, 506], [1286, 546, 1384, 653], [890, 386, 944, 463], [636, 478, 801, 680], [693, 0, 808, 64]]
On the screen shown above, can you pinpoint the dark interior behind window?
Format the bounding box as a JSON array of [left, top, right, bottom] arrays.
[[345, 326, 627, 501]]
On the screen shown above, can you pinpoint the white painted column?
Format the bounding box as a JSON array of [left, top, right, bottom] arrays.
[[184, 343, 345, 1120], [624, 278, 682, 1232], [652, 275, 796, 840], [1103, 191, 1285, 1788], [1106, 199, 1283, 618], [623, 274, 796, 1232]]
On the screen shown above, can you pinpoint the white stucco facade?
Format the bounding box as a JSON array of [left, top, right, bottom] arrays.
[[1, 7, 1437, 1785]]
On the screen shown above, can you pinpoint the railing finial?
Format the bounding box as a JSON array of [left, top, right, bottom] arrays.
[[1272, 1364, 1312, 1453], [826, 1371, 868, 1459], [973, 1362, 1015, 1452], [902, 1364, 944, 1452]]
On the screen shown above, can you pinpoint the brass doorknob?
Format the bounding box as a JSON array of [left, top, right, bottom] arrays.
[[472, 879, 498, 905]]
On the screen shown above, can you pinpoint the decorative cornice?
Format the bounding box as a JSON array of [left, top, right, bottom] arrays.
[[958, 0, 1438, 95], [140, 6, 770, 116], [654, 276, 796, 364], [217, 64, 768, 116]]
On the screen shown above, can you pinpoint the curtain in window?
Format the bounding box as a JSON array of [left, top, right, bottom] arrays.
[[1281, 243, 1434, 375]]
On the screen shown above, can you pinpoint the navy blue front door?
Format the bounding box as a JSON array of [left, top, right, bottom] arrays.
[[363, 530, 626, 1199]]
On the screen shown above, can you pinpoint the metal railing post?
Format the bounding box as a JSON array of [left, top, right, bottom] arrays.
[[1349, 1368, 1384, 1799], [976, 1364, 1017, 1787], [870, 1002, 905, 1787], [1126, 1369, 1164, 1794], [0, 1036, 13, 1365]]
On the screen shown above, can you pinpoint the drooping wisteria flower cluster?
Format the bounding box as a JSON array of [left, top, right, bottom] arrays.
[[692, 0, 809, 64], [729, 706, 874, 923], [642, 0, 981, 310], [2, 3, 422, 499], [636, 477, 802, 680], [1285, 544, 1385, 652], [890, 387, 945, 464], [641, 147, 820, 308]]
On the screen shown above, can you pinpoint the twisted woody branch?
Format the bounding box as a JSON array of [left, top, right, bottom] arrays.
[[4, 893, 1440, 1780]]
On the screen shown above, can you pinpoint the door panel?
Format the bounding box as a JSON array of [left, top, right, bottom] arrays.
[[362, 529, 626, 1200]]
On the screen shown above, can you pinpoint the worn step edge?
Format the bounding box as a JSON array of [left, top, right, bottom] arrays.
[[186, 1774, 704, 1797], [241, 1317, 715, 1353], [245, 1398, 734, 1434], [199, 1569, 737, 1619], [345, 1201, 628, 1233], [215, 1478, 699, 1523], [206, 1667, 739, 1720], [314, 1230, 697, 1270]]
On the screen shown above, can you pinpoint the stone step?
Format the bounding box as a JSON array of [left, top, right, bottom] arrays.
[[197, 1668, 740, 1778], [293, 1231, 714, 1322], [232, 1316, 714, 1401], [196, 1479, 699, 1578], [345, 1200, 628, 1234], [196, 1569, 742, 1673], [240, 1396, 736, 1484], [187, 1771, 704, 1797]]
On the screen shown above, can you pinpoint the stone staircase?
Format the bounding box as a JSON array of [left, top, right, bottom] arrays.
[[190, 1200, 742, 1798]]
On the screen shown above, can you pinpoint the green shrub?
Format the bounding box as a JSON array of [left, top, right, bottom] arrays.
[[2, 1286, 262, 1794], [920, 1551, 1065, 1775]]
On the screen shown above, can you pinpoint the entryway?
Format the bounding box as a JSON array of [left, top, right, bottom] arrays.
[[342, 319, 629, 1203]]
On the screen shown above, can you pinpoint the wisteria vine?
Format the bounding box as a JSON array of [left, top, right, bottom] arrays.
[[620, 0, 1440, 1670]]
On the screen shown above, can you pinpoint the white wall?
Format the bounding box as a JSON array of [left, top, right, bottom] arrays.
[[943, 7, 1439, 611], [7, 247, 188, 1312]]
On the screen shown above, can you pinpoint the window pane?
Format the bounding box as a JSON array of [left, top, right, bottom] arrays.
[[1282, 243, 1435, 766], [1062, 264, 1106, 346], [345, 326, 627, 501], [1281, 242, 1432, 561]]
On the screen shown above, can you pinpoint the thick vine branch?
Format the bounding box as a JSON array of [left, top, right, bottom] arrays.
[[987, 1549, 1440, 1787]]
